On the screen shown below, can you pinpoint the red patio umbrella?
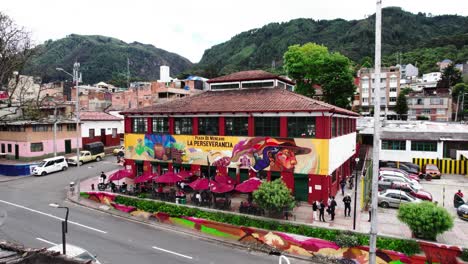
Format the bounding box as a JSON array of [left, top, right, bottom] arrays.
[[235, 177, 262, 193], [188, 178, 210, 190], [177, 171, 193, 179], [108, 169, 134, 181], [210, 181, 234, 194], [134, 171, 158, 183], [215, 174, 235, 185], [154, 171, 183, 183]]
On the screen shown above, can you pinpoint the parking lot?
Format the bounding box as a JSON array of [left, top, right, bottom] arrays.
[[377, 173, 468, 247]]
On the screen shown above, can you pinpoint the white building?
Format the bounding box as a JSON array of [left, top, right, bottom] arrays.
[[80, 111, 123, 147], [422, 72, 442, 84]]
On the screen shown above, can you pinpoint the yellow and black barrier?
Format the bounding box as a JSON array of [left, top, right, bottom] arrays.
[[412, 158, 468, 175]]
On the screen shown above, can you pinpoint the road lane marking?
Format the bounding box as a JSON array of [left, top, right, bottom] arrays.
[[0, 199, 107, 234], [36, 237, 57, 246], [152, 246, 193, 260]]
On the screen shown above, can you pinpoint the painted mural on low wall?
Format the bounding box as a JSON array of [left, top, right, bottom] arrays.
[[124, 134, 329, 175], [82, 192, 464, 264]]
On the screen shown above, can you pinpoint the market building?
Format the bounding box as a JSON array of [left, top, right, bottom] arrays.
[[121, 70, 358, 203]]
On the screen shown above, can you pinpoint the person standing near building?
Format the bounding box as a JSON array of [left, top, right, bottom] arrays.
[[312, 200, 318, 221], [329, 196, 337, 221], [343, 194, 351, 217], [340, 178, 346, 196], [319, 200, 326, 222]]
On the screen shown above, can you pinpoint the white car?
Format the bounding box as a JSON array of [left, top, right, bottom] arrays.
[[32, 156, 68, 176], [48, 244, 101, 264], [378, 189, 421, 208], [379, 171, 422, 189]]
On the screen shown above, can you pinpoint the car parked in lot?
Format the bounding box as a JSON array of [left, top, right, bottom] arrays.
[[457, 202, 468, 221], [379, 175, 423, 191], [48, 244, 101, 264], [423, 164, 441, 179], [378, 189, 421, 208], [379, 171, 421, 187], [32, 156, 68, 176], [380, 167, 420, 182], [389, 182, 433, 201], [379, 161, 420, 176]]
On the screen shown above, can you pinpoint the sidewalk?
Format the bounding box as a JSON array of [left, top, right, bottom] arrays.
[[78, 171, 468, 248]]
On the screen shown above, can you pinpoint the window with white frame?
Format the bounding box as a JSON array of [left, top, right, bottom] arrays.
[[362, 98, 369, 103], [421, 109, 431, 114], [436, 109, 446, 115]]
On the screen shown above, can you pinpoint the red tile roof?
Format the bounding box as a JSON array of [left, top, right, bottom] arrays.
[[80, 111, 123, 121], [121, 88, 358, 116], [207, 70, 295, 85]]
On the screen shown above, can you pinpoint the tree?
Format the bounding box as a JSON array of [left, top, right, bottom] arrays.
[[283, 43, 355, 108], [398, 201, 454, 241], [395, 92, 409, 120], [437, 63, 462, 88], [252, 179, 295, 217], [452, 83, 468, 99]]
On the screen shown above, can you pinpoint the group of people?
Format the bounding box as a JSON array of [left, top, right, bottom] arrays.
[[311, 194, 353, 222]]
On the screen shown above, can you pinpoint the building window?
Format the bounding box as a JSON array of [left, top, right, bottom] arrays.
[[389, 87, 397, 92], [362, 98, 368, 103], [416, 99, 423, 105], [411, 141, 437, 152], [7, 144, 12, 153], [331, 118, 336, 137], [241, 81, 274, 88], [210, 83, 240, 90], [67, 124, 76, 131], [362, 87, 369, 94], [287, 117, 316, 138], [254, 117, 279, 137], [198, 117, 219, 135], [132, 118, 147, 133], [430, 98, 442, 105], [436, 109, 446, 115], [89, 129, 95, 139], [174, 118, 192, 135], [389, 97, 397, 102], [30, 142, 43, 152], [112, 128, 118, 138], [381, 140, 406, 150], [32, 125, 49, 132], [225, 117, 248, 136], [421, 109, 431, 115], [152, 117, 169, 134]]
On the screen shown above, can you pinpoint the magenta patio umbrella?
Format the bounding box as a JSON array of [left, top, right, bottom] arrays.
[[235, 177, 262, 193], [134, 171, 158, 183], [188, 178, 210, 191], [215, 174, 235, 185], [108, 169, 134, 181], [154, 171, 183, 184], [210, 181, 234, 194], [177, 171, 193, 179]]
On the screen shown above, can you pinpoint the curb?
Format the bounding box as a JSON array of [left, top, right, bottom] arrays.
[[67, 194, 312, 263]]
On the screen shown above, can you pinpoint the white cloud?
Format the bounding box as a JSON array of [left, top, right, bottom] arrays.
[[2, 0, 467, 62]]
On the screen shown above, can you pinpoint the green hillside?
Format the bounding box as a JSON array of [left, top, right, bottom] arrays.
[[194, 7, 468, 77], [23, 34, 193, 85]]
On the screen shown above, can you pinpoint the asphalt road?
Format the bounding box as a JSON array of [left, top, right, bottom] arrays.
[[0, 156, 302, 264]]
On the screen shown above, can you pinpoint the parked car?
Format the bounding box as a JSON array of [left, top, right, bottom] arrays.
[[457, 202, 468, 221], [423, 164, 441, 179], [379, 161, 420, 176], [401, 162, 421, 173], [380, 167, 420, 182], [67, 142, 105, 166], [389, 182, 433, 201], [113, 145, 125, 155], [379, 171, 421, 187], [32, 156, 68, 176], [48, 244, 101, 264], [379, 175, 423, 191], [378, 189, 421, 208]]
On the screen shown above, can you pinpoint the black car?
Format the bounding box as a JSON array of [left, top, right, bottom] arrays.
[[379, 161, 419, 175], [457, 202, 468, 221], [401, 162, 420, 173]]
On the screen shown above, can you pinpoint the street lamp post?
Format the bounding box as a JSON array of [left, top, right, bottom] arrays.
[[49, 203, 69, 255], [56, 63, 81, 199], [353, 157, 360, 230]]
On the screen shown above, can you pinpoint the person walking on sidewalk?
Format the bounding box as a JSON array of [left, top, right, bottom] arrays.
[[319, 200, 326, 222], [340, 178, 346, 196], [343, 194, 352, 217], [312, 200, 318, 221], [329, 196, 337, 221], [326, 195, 332, 215]]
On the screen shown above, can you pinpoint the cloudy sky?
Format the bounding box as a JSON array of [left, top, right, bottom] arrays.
[[2, 0, 467, 62]]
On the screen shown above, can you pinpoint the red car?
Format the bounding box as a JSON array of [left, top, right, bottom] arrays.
[[391, 182, 433, 201], [379, 167, 420, 182], [423, 164, 441, 179]]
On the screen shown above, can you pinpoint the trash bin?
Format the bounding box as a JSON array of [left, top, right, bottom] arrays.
[[180, 198, 186, 204]]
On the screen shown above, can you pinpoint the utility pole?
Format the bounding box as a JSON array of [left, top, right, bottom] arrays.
[[369, 1, 382, 263], [127, 57, 130, 89], [73, 62, 81, 199], [53, 105, 57, 157], [455, 94, 460, 122]]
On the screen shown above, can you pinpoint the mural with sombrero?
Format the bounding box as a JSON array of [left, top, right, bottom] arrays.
[[125, 134, 329, 175]]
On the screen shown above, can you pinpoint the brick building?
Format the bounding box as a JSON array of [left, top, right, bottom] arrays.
[[121, 71, 358, 203]]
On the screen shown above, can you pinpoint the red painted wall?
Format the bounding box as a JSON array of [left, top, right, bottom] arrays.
[[82, 135, 120, 147], [281, 171, 294, 192], [147, 117, 153, 133], [219, 117, 225, 136], [124, 117, 131, 133], [316, 116, 331, 139], [193, 117, 198, 135], [308, 174, 330, 203], [248, 116, 254, 136], [169, 117, 174, 134], [280, 117, 287, 137]]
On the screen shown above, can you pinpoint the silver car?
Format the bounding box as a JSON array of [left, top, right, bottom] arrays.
[[378, 189, 420, 208], [379, 174, 422, 191]]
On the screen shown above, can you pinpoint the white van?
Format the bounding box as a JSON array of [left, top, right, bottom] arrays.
[[32, 156, 68, 176]]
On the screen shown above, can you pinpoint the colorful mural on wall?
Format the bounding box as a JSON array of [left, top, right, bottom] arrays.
[[82, 191, 464, 264], [124, 134, 329, 175]]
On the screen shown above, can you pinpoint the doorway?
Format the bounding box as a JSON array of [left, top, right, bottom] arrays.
[[14, 144, 19, 160], [65, 140, 72, 154], [101, 129, 106, 146]]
